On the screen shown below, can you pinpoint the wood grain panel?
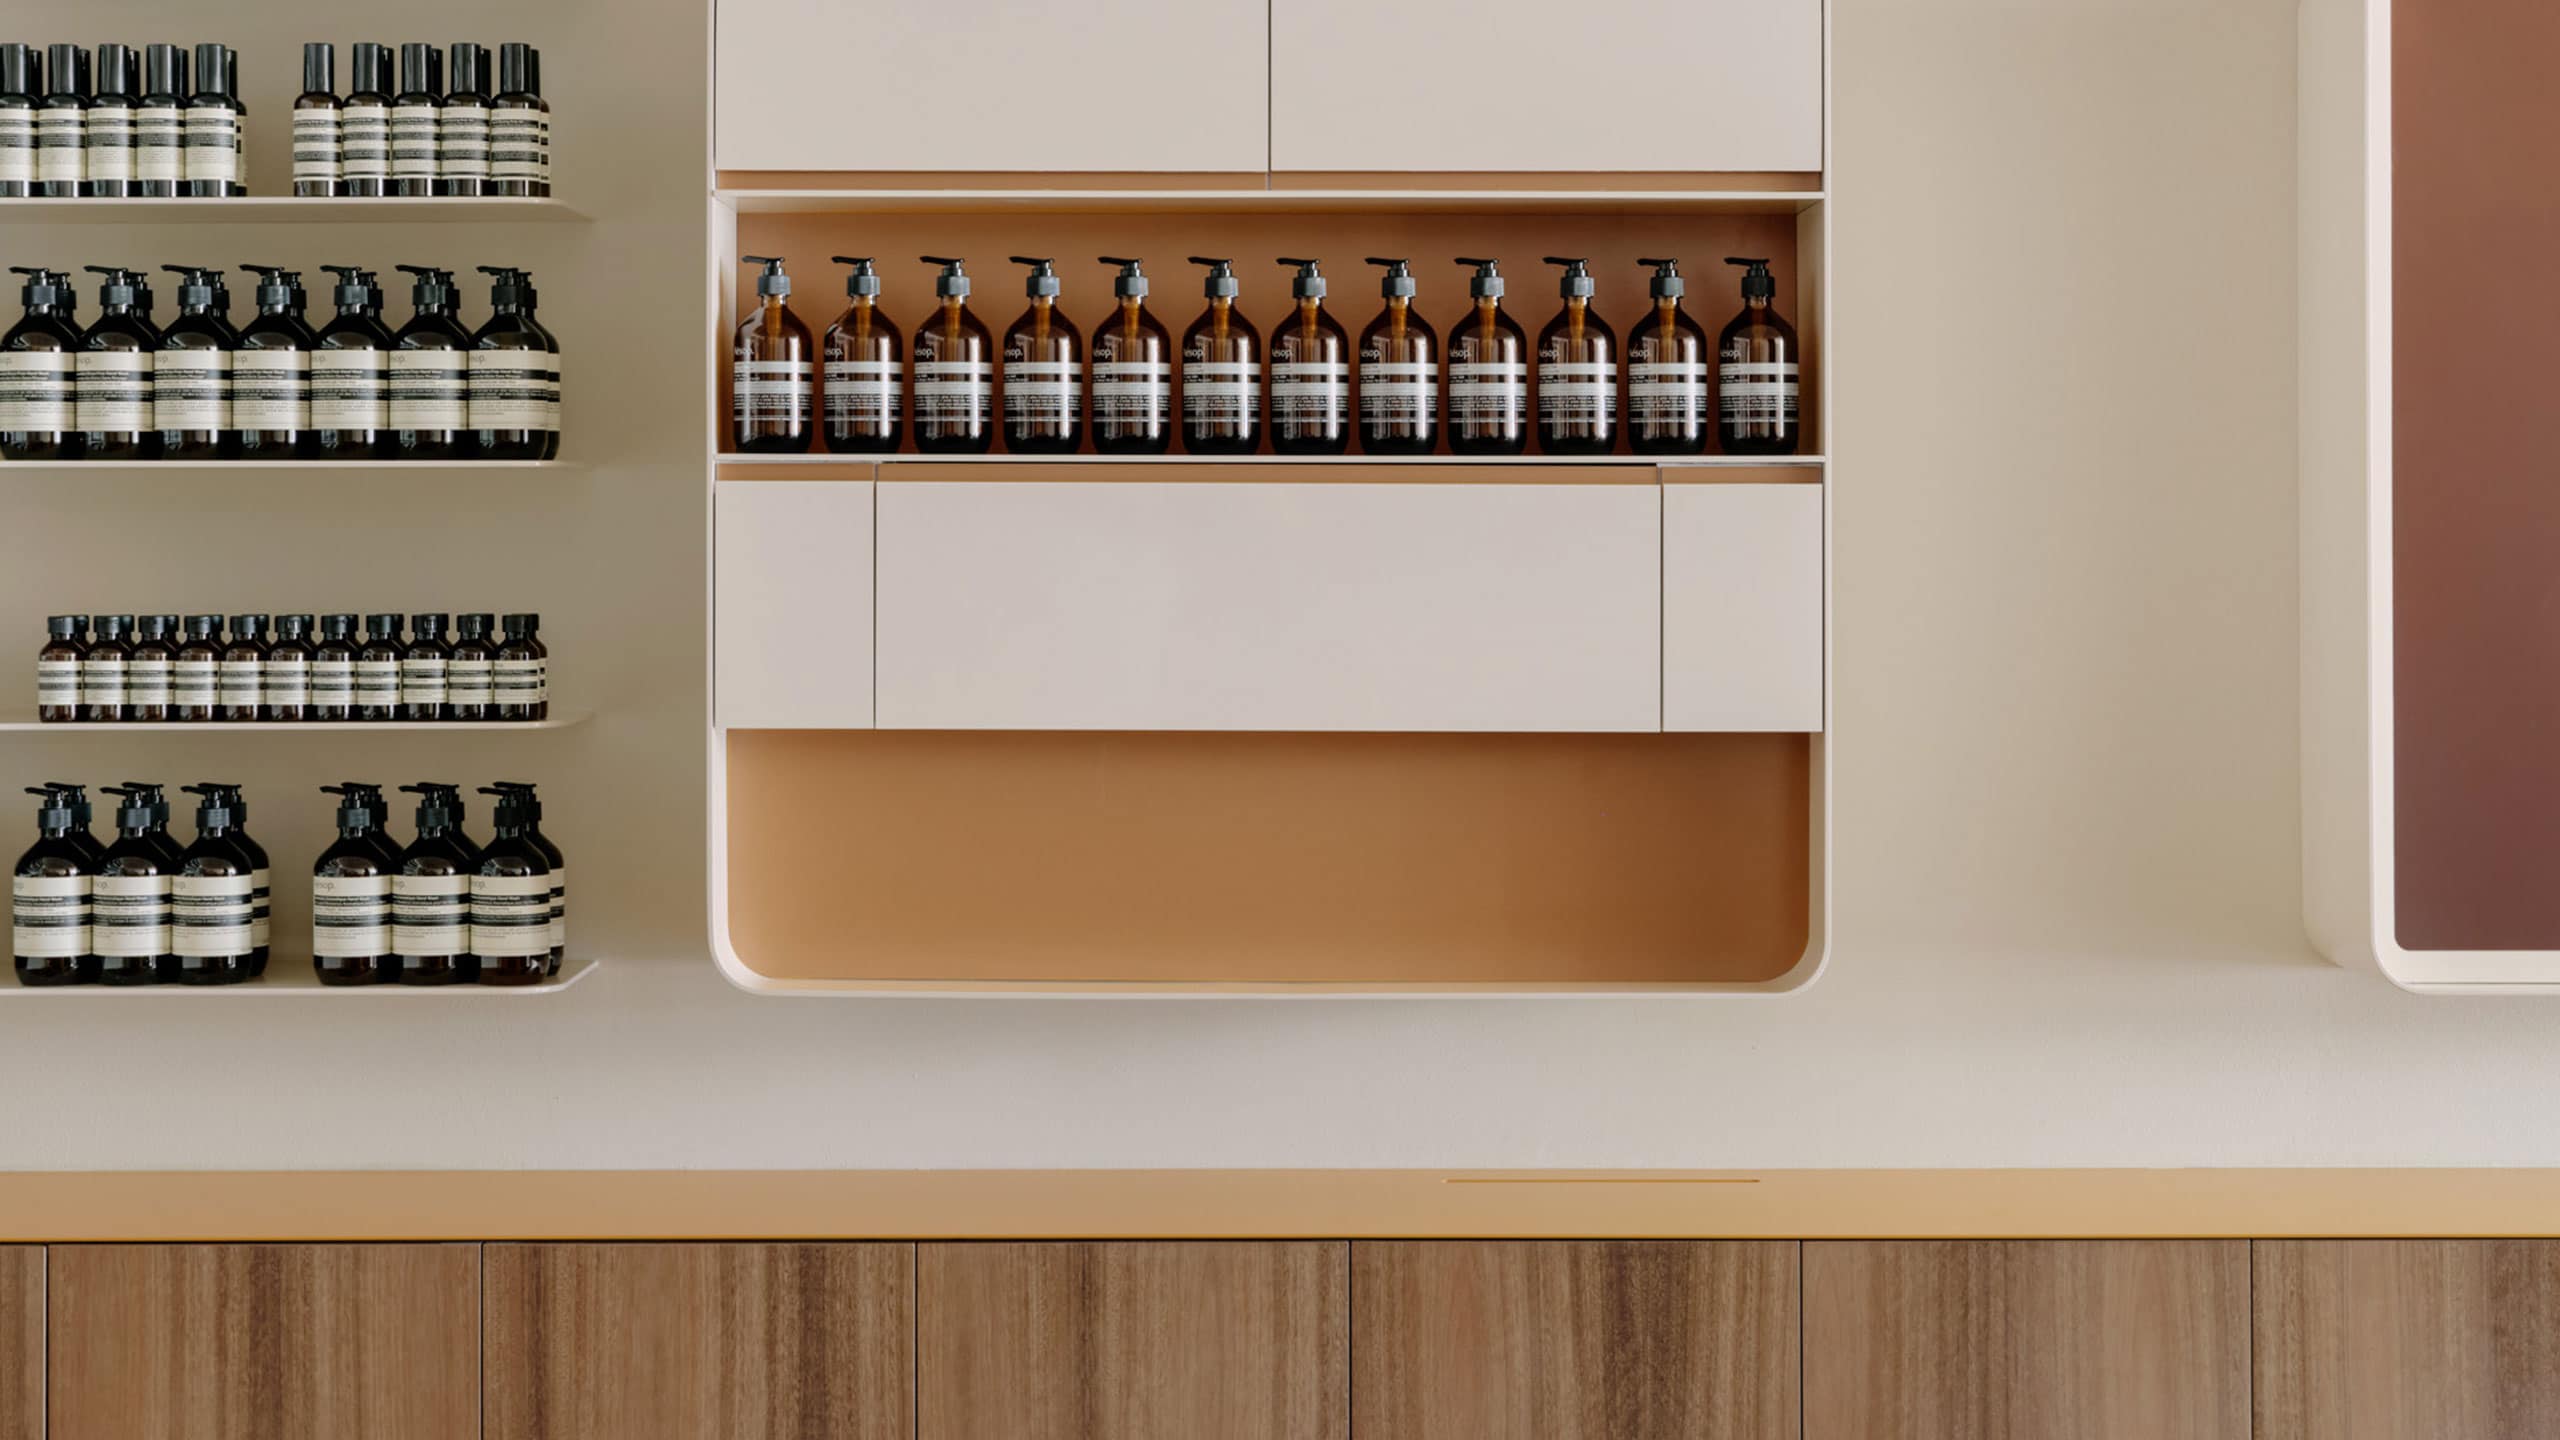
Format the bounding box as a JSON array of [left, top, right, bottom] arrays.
[[2256, 1240, 2560, 1438], [1352, 1241, 1797, 1440], [917, 1241, 1347, 1440], [0, 1248, 36, 1440], [1803, 1241, 2249, 1440], [47, 1243, 477, 1440], [484, 1242, 911, 1440]]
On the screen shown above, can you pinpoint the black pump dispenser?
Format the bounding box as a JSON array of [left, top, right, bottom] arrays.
[[397, 263, 460, 312], [1010, 256, 1061, 298], [1280, 257, 1327, 300], [1103, 256, 1148, 299], [84, 266, 146, 311], [1545, 256, 1596, 297], [833, 256, 881, 298], [1367, 257, 1417, 298], [925, 256, 971, 297], [1190, 257, 1240, 298], [1642, 257, 1686, 299], [1458, 257, 1505, 299], [1726, 256, 1776, 299], [745, 255, 790, 297]]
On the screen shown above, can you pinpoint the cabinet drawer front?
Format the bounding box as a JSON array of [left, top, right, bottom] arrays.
[[1272, 0, 1822, 174], [876, 476, 1660, 732], [1665, 483, 1824, 732], [715, 480, 874, 728]]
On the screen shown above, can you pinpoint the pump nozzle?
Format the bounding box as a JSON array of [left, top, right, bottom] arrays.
[[181, 783, 237, 829], [400, 782, 463, 831], [829, 256, 881, 298], [921, 256, 971, 298], [8, 266, 70, 308], [84, 266, 148, 308], [395, 264, 459, 309], [1276, 257, 1327, 300], [1366, 257, 1416, 298], [161, 264, 225, 309], [477, 265, 537, 309], [1725, 256, 1776, 300], [1637, 257, 1686, 299], [1454, 257, 1505, 300], [1098, 256, 1149, 299], [741, 254, 791, 298], [1542, 256, 1596, 298], [1186, 256, 1239, 299], [1008, 256, 1061, 298]]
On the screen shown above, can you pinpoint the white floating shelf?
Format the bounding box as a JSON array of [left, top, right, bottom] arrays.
[[0, 709, 590, 733], [0, 196, 581, 224], [4, 953, 597, 996], [718, 188, 1824, 216], [0, 459, 576, 473], [717, 452, 1824, 469]]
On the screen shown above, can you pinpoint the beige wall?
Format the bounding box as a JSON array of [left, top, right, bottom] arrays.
[[9, 0, 2553, 1172]]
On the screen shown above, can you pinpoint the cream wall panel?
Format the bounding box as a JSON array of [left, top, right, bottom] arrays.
[[874, 479, 1660, 732], [713, 0, 1269, 173], [716, 481, 875, 728], [1271, 0, 1823, 173], [1665, 484, 1823, 732]]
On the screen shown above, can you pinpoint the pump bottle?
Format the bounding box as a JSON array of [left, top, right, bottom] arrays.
[[732, 256, 813, 453], [911, 256, 994, 454], [389, 265, 474, 458], [293, 43, 341, 197], [214, 783, 272, 973], [490, 781, 564, 971], [81, 614, 131, 723], [265, 614, 313, 721], [471, 266, 560, 459], [1626, 258, 1709, 455], [490, 43, 547, 197], [236, 266, 318, 459], [1268, 259, 1349, 456], [1445, 258, 1527, 456], [313, 266, 395, 458], [94, 784, 174, 985], [354, 614, 404, 722], [1001, 257, 1081, 454], [495, 612, 548, 721], [470, 786, 552, 985], [393, 783, 477, 985], [447, 613, 496, 721], [86, 45, 137, 197], [1358, 259, 1437, 455], [1181, 258, 1259, 455], [439, 44, 492, 197], [155, 265, 239, 459], [0, 46, 36, 198], [171, 785, 255, 985], [1717, 257, 1800, 456], [821, 257, 900, 454], [77, 267, 159, 460], [171, 615, 221, 721], [133, 44, 185, 197], [183, 43, 243, 198], [390, 43, 440, 198], [37, 617, 83, 723], [314, 784, 399, 985], [1535, 257, 1618, 456], [14, 786, 95, 986], [35, 45, 86, 199], [127, 615, 175, 721], [309, 614, 359, 721], [340, 43, 392, 197], [218, 614, 267, 722], [2, 267, 80, 459], [1088, 257, 1171, 455]]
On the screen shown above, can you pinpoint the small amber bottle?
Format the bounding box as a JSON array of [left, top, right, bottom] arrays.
[[263, 615, 313, 722], [402, 613, 451, 721], [1357, 258, 1437, 456], [1535, 257, 1618, 456], [732, 256, 814, 453], [217, 614, 267, 723], [1180, 257, 1259, 455], [170, 615, 221, 722], [1716, 257, 1800, 456], [308, 613, 358, 721], [37, 616, 85, 724], [446, 613, 496, 721], [821, 257, 901, 454], [80, 615, 132, 724], [495, 612, 548, 721], [1001, 257, 1082, 455], [127, 615, 175, 721], [1445, 258, 1527, 457], [353, 613, 404, 723], [1088, 257, 1171, 455]]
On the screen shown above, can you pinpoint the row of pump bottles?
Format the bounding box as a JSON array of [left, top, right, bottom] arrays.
[[730, 253, 1799, 458]]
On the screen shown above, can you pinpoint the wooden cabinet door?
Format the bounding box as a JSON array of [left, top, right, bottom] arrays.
[[1352, 1240, 1798, 1440], [917, 1241, 1347, 1440], [484, 1242, 911, 1440], [1271, 0, 1823, 174], [47, 1243, 478, 1440], [1803, 1241, 2249, 1440], [2256, 1239, 2560, 1437], [713, 0, 1268, 174], [0, 1248, 36, 1440]]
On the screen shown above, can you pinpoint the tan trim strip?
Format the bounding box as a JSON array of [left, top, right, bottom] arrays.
[[1662, 464, 1823, 485], [8, 1171, 2560, 1242], [715, 461, 876, 483]]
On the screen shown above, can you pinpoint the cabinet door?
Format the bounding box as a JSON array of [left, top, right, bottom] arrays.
[[485, 1243, 912, 1440], [47, 1243, 478, 1440], [2256, 1240, 2560, 1437], [714, 0, 1268, 174], [918, 1241, 1347, 1440], [1353, 1241, 1797, 1440], [715, 479, 874, 728], [1271, 0, 1823, 174], [0, 1248, 35, 1440], [1664, 480, 1824, 732], [875, 469, 1661, 732], [1804, 1241, 2249, 1440]]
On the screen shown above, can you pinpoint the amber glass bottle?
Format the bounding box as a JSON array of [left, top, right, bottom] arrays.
[[127, 615, 174, 721], [392, 783, 476, 985], [1181, 257, 1259, 455], [171, 614, 221, 722], [308, 613, 358, 721], [353, 613, 404, 722], [912, 256, 994, 454], [217, 613, 267, 723], [1535, 257, 1618, 456], [1627, 257, 1709, 455], [390, 265, 475, 460], [1716, 257, 1800, 456], [469, 786, 551, 986], [264, 614, 312, 721], [1088, 257, 1171, 455], [1357, 258, 1436, 456], [80, 614, 131, 723], [76, 267, 160, 461], [171, 784, 255, 986], [1269, 258, 1349, 456], [732, 255, 813, 453], [2, 267, 81, 460], [1446, 258, 1526, 457], [37, 616, 84, 723], [821, 257, 901, 454], [313, 783, 397, 985], [1001, 257, 1081, 454], [13, 785, 96, 986], [94, 784, 174, 986]]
